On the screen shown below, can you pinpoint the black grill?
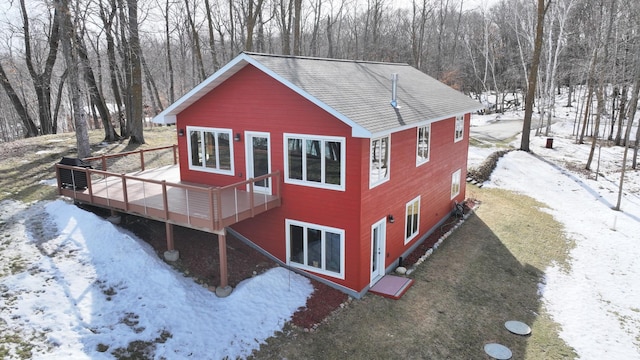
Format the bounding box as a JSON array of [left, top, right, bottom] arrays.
[[58, 157, 92, 189]]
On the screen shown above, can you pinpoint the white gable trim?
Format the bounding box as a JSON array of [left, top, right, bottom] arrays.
[[152, 53, 371, 138], [152, 55, 250, 125]]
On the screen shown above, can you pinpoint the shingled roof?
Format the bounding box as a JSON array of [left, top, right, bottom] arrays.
[[152, 52, 482, 138]]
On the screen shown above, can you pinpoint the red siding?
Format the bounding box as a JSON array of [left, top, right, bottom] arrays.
[[359, 115, 469, 287], [176, 65, 364, 290], [176, 63, 470, 295]]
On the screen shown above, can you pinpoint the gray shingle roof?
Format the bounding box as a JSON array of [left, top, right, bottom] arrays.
[[153, 52, 483, 137]]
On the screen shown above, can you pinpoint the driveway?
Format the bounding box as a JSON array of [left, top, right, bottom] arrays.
[[470, 116, 524, 143]]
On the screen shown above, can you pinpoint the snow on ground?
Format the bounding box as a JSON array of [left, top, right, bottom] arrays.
[[474, 92, 640, 358], [0, 200, 313, 359]]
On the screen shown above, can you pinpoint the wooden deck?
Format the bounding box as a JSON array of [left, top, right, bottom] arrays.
[[55, 150, 281, 234]]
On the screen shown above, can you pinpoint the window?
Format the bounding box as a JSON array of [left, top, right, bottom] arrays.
[[454, 115, 464, 142], [451, 169, 462, 199], [405, 196, 420, 243], [187, 126, 234, 175], [416, 124, 431, 165], [284, 134, 345, 190], [286, 220, 345, 279], [370, 135, 390, 187]]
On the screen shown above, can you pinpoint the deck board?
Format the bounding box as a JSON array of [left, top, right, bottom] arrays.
[[59, 164, 280, 232]]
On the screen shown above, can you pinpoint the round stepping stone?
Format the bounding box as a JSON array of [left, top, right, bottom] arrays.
[[484, 343, 512, 360], [505, 320, 532, 336]]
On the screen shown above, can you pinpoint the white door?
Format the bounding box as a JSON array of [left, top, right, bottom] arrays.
[[370, 218, 386, 286], [245, 132, 271, 194]]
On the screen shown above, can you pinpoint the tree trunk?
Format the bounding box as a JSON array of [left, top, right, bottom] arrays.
[[0, 63, 39, 137], [204, 0, 219, 71], [126, 0, 145, 144], [19, 0, 61, 135], [53, 69, 68, 133], [614, 60, 640, 210], [244, 0, 265, 52], [614, 85, 627, 145], [586, 84, 604, 170], [57, 0, 91, 158], [521, 0, 550, 152], [141, 53, 162, 115], [184, 0, 206, 81], [164, 0, 175, 104], [292, 0, 302, 55], [76, 32, 119, 142]]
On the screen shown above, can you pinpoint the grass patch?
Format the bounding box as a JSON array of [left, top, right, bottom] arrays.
[[110, 329, 172, 360], [469, 135, 516, 149], [250, 185, 576, 359], [0, 127, 175, 203]]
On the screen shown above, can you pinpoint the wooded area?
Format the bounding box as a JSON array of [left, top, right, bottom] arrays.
[[0, 0, 639, 160]]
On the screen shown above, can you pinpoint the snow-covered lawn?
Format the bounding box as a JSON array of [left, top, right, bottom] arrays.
[[0, 200, 312, 359], [470, 98, 640, 358]]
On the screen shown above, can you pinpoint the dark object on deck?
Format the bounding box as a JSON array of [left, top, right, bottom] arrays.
[[546, 137, 554, 149], [59, 157, 92, 189]]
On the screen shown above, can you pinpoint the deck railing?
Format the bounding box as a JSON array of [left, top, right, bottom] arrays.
[[83, 144, 179, 173], [55, 146, 281, 232]]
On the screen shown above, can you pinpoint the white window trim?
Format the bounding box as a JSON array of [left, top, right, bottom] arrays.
[[369, 134, 391, 188], [454, 115, 464, 142], [404, 195, 421, 244], [285, 219, 346, 280], [186, 126, 235, 175], [451, 169, 462, 199], [283, 133, 346, 191], [416, 124, 431, 166]]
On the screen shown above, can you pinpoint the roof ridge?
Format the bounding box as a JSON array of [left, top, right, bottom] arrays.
[[243, 51, 410, 66]]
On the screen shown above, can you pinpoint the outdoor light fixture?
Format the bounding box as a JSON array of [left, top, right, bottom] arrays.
[[387, 214, 395, 223], [178, 128, 185, 137], [234, 133, 241, 142]]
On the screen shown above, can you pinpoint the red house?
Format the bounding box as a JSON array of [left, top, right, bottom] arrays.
[[150, 52, 481, 297]]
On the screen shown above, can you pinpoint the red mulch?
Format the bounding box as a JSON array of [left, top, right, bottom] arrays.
[[82, 200, 473, 330]]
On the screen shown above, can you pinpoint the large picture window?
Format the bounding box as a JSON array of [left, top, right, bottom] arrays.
[[416, 125, 431, 165], [451, 169, 462, 199], [284, 134, 345, 190], [370, 135, 390, 187], [454, 115, 464, 142], [187, 126, 234, 175], [405, 196, 421, 243], [286, 219, 345, 279]]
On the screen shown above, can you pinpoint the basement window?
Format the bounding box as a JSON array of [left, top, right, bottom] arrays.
[[187, 126, 234, 175], [286, 219, 345, 279]]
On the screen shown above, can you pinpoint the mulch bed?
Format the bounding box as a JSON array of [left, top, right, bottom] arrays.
[[84, 200, 473, 331]]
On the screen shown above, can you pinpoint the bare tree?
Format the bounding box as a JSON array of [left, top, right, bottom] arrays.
[[521, 0, 551, 152], [614, 56, 640, 210], [0, 62, 39, 137], [56, 0, 90, 157], [19, 0, 61, 135]]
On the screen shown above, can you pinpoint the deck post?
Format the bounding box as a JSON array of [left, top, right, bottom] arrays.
[[163, 222, 179, 262], [215, 228, 233, 297], [172, 145, 178, 164]]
